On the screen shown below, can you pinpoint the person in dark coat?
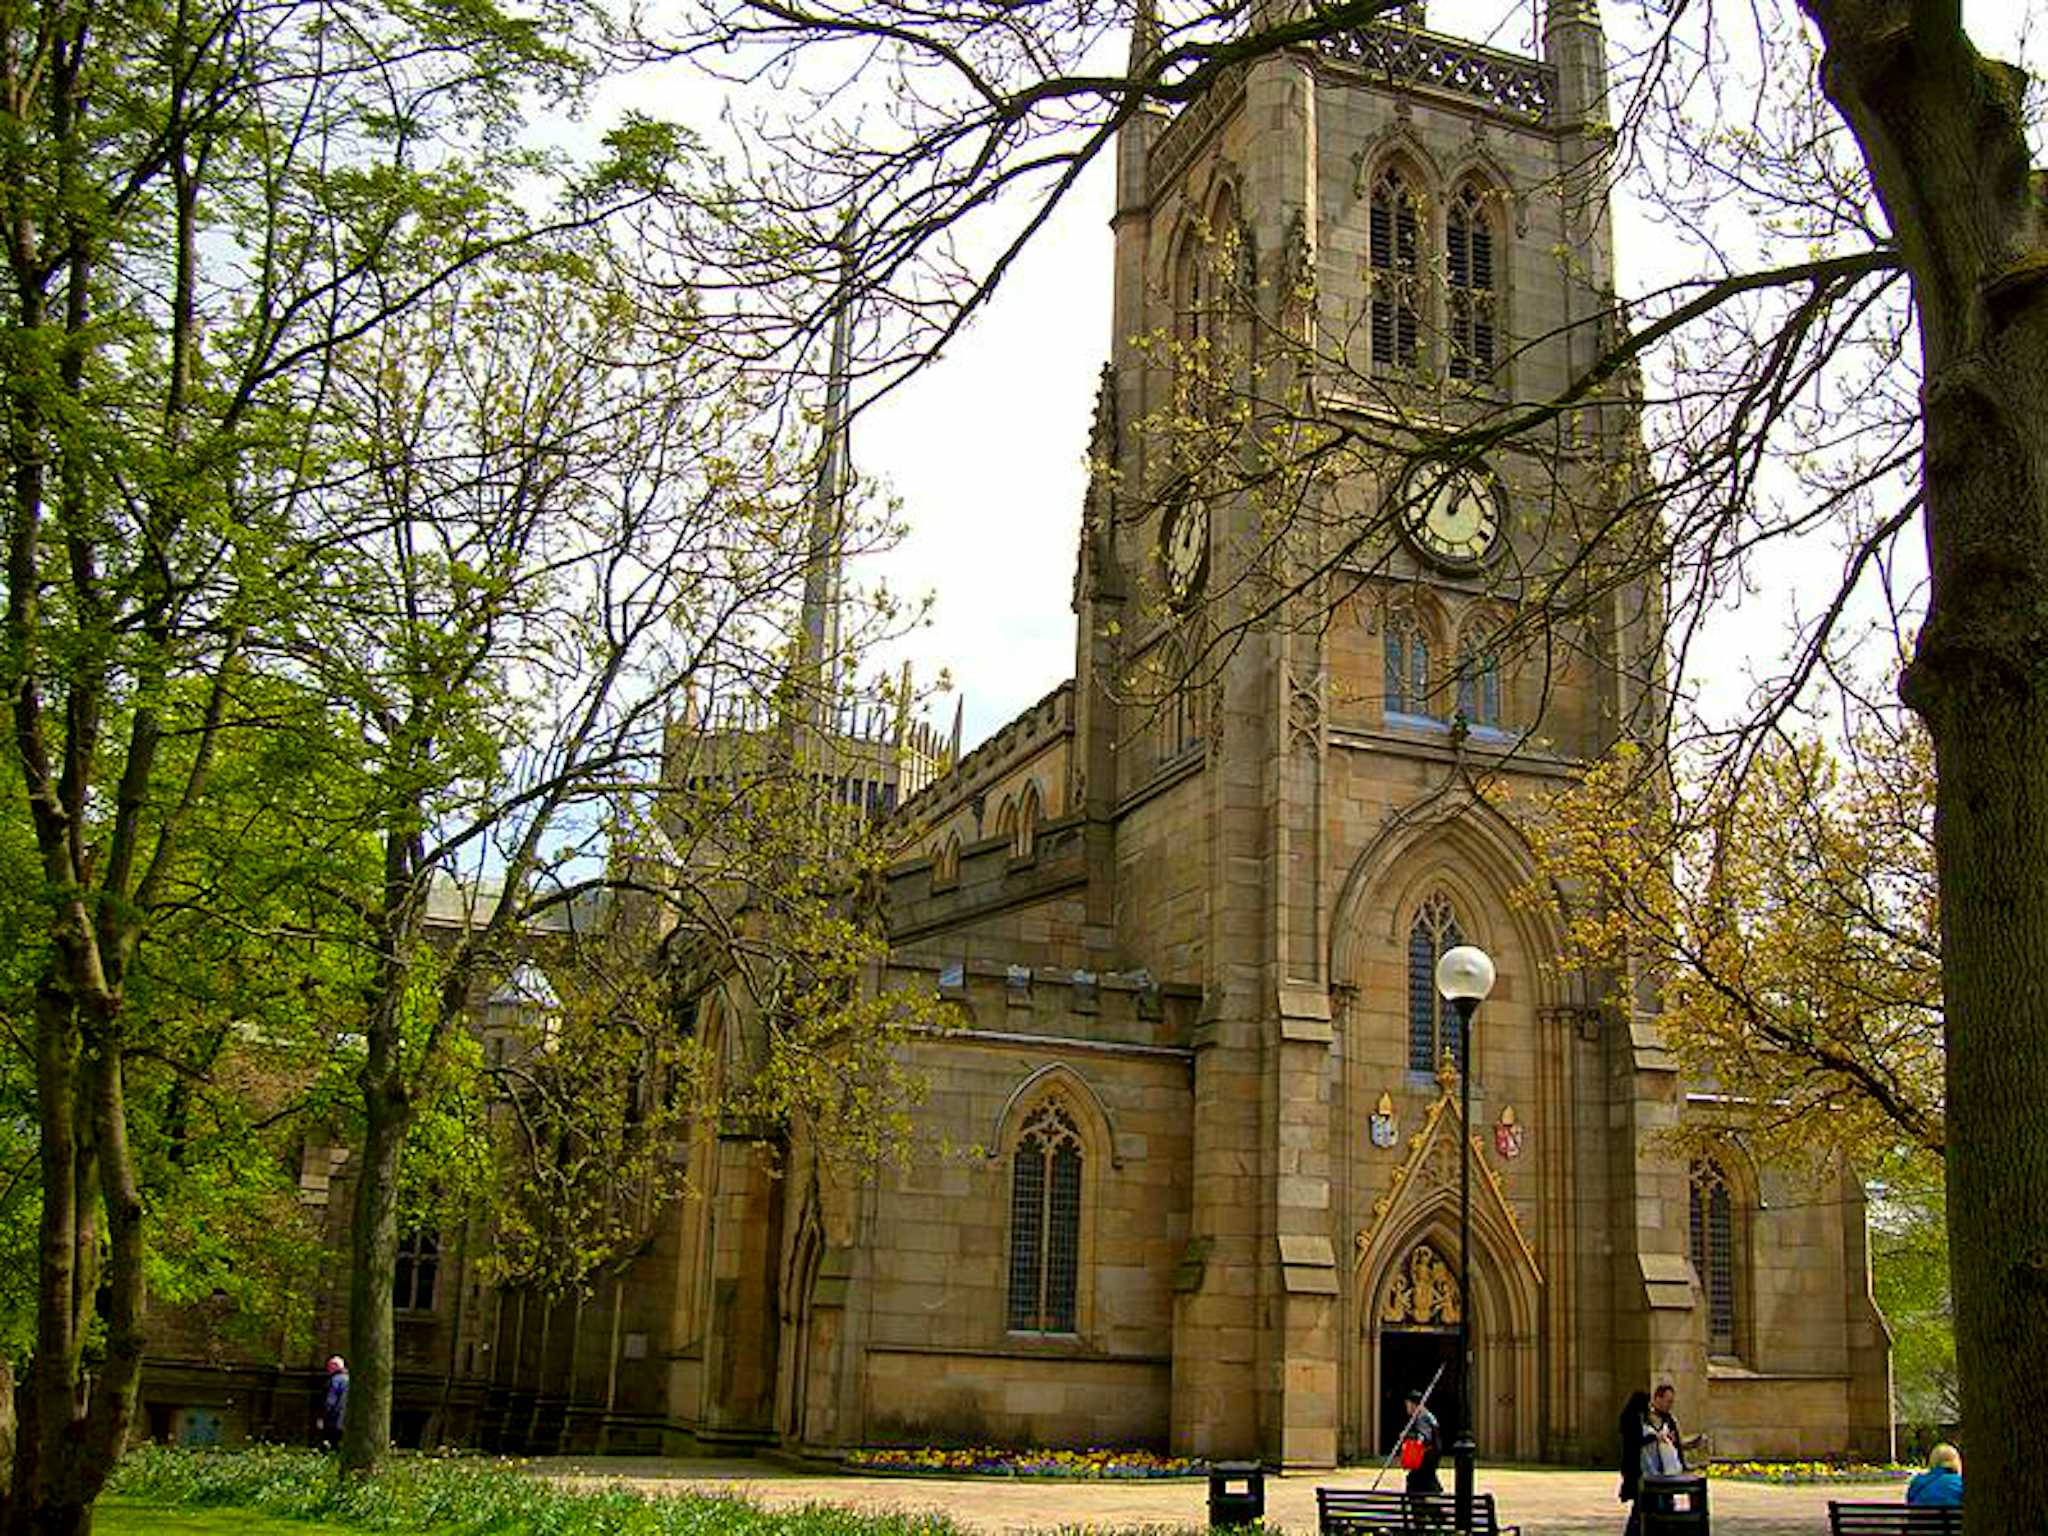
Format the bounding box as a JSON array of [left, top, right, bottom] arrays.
[[321, 1355, 349, 1447], [1617, 1390, 1658, 1533], [1618, 1391, 1652, 1502], [1620, 1385, 1686, 1533], [1646, 1384, 1687, 1473], [1402, 1386, 1443, 1496]]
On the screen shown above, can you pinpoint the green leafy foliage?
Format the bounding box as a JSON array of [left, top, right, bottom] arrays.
[[1871, 1154, 1956, 1450], [1520, 707, 1943, 1166], [110, 1447, 971, 1536]]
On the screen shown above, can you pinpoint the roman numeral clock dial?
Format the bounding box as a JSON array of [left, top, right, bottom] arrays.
[[1399, 464, 1505, 573], [1162, 495, 1210, 608]]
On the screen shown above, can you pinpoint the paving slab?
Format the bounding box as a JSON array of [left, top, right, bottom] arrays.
[[537, 1456, 1907, 1535]]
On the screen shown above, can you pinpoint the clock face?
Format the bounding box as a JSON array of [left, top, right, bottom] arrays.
[[1401, 465, 1504, 572], [1162, 496, 1210, 606]]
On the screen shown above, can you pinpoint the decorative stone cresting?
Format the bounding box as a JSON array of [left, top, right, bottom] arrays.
[[1317, 26, 1555, 122], [1148, 62, 1248, 194]]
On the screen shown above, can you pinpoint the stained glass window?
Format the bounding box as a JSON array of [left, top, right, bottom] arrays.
[[1690, 1161, 1739, 1354], [1407, 893, 1466, 1073], [1385, 616, 1431, 717], [1457, 634, 1502, 728], [1008, 1102, 1083, 1332]]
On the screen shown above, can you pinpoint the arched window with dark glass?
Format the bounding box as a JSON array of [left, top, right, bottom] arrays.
[[1690, 1160, 1739, 1355], [1370, 168, 1423, 371], [1407, 893, 1467, 1073], [1163, 638, 1204, 758], [1447, 182, 1498, 380], [1456, 631, 1503, 729], [1384, 612, 1431, 719], [1008, 1101, 1083, 1332]]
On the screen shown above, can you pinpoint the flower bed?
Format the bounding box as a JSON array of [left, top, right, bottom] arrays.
[[1708, 1460, 1913, 1484], [843, 1447, 1202, 1480]]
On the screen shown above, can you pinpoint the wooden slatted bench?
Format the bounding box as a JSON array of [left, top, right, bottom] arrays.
[[1317, 1486, 1519, 1536], [1828, 1503, 1964, 1535]]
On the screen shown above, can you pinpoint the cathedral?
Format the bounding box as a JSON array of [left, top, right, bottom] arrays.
[[667, 0, 1893, 1469], [138, 0, 1892, 1470]]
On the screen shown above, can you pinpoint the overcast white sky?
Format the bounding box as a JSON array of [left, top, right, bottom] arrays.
[[847, 0, 2044, 751]]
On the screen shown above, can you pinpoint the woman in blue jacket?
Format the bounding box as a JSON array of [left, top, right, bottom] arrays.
[[1906, 1444, 1963, 1507]]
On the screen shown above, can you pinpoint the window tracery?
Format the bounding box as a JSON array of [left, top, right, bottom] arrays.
[[1456, 626, 1504, 729], [1690, 1159, 1741, 1355], [1007, 1100, 1082, 1333], [1407, 892, 1466, 1073], [1384, 608, 1433, 719]]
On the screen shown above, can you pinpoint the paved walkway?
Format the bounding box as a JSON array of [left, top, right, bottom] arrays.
[[537, 1457, 1906, 1535]]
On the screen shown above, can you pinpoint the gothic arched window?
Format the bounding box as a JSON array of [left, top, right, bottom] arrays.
[[1173, 231, 1205, 347], [1384, 612, 1432, 719], [1447, 182, 1498, 380], [1014, 782, 1041, 858], [1008, 1101, 1083, 1333], [1456, 630, 1503, 729], [1690, 1159, 1740, 1355], [1369, 168, 1423, 371], [1406, 892, 1467, 1073], [1161, 638, 1204, 759]]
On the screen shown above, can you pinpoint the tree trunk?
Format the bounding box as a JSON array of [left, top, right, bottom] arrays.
[[1804, 4, 2048, 1527], [340, 1062, 409, 1472], [2, 993, 145, 1536]]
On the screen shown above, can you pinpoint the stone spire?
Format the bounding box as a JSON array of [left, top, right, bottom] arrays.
[[794, 236, 854, 729], [1114, 1, 1166, 228]]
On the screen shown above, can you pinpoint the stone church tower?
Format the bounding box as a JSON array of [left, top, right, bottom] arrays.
[[652, 0, 1894, 1471], [122, 1, 1898, 1468]]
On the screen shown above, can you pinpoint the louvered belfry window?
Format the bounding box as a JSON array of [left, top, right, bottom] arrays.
[[1407, 893, 1466, 1073], [1448, 183, 1498, 380], [1370, 169, 1423, 370], [1690, 1161, 1739, 1354], [1008, 1101, 1083, 1332]]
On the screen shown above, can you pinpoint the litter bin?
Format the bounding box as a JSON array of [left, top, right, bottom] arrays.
[[1207, 1461, 1265, 1528], [1639, 1472, 1709, 1535]]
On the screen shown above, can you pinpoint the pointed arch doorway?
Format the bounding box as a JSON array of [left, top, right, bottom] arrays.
[[1374, 1243, 1464, 1455]]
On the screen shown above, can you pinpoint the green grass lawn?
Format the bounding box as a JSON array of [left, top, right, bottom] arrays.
[[99, 1499, 371, 1536]]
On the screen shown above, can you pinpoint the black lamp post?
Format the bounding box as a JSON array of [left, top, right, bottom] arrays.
[[1434, 943, 1495, 1535]]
